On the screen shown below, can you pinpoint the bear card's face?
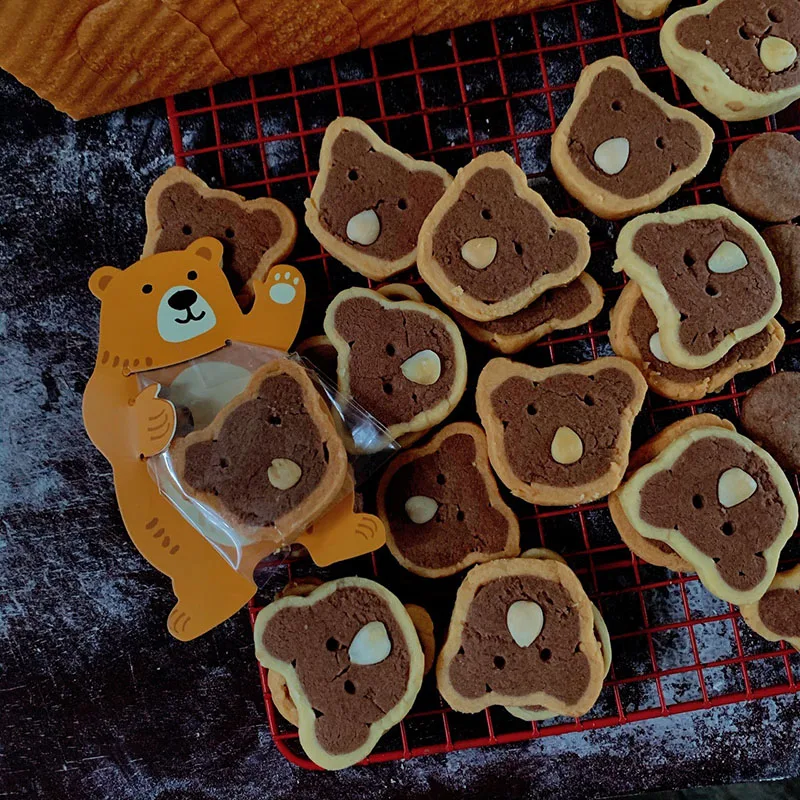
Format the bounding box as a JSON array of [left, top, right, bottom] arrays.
[[90, 239, 243, 371]]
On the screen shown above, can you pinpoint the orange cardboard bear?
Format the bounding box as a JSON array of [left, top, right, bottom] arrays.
[[83, 238, 384, 641]]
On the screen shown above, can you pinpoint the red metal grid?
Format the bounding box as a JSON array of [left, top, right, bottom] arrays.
[[163, 0, 800, 770]]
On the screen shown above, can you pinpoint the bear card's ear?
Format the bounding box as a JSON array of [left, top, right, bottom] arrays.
[[187, 237, 224, 266], [89, 266, 122, 299]]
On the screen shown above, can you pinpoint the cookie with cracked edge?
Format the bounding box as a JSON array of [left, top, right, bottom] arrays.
[[740, 371, 800, 472], [377, 422, 520, 578], [171, 359, 348, 543], [740, 564, 800, 653], [324, 287, 468, 441], [552, 57, 714, 220], [614, 424, 798, 604], [609, 414, 736, 573], [609, 281, 785, 401], [614, 204, 782, 370], [505, 548, 612, 723], [476, 356, 647, 507], [660, 0, 800, 121], [254, 577, 424, 770], [417, 151, 591, 322], [304, 117, 452, 281], [436, 557, 605, 717], [454, 273, 604, 355], [143, 166, 297, 299]]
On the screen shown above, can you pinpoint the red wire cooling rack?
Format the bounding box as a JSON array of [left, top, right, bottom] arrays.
[[164, 0, 800, 770]]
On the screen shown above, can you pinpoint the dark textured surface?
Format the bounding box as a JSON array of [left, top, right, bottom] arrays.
[[2, 68, 800, 800]]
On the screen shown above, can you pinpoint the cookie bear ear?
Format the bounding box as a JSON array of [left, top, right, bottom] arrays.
[[186, 236, 224, 266], [89, 266, 122, 299]]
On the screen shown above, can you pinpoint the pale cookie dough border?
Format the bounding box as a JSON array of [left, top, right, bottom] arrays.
[[740, 564, 800, 652], [254, 576, 424, 771], [616, 426, 798, 605], [455, 273, 604, 355], [376, 283, 425, 303], [323, 287, 468, 441], [436, 557, 605, 716], [609, 281, 785, 401], [476, 356, 648, 506], [614, 204, 782, 369], [616, 0, 671, 21], [608, 414, 734, 573], [304, 117, 452, 282], [171, 359, 349, 544], [551, 56, 714, 220], [143, 166, 297, 293], [417, 151, 592, 322], [506, 548, 612, 723], [660, 0, 800, 121], [377, 422, 521, 578]]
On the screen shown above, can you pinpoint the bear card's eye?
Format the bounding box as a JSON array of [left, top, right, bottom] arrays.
[[142, 284, 153, 294], [187, 270, 198, 281], [225, 228, 235, 239], [182, 225, 192, 235]]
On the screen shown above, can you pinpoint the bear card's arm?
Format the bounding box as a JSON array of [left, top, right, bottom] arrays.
[[83, 364, 142, 464]]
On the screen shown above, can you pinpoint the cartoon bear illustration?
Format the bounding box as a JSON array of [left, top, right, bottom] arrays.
[[83, 238, 379, 640]]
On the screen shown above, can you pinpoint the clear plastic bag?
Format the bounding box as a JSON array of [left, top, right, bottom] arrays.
[[138, 342, 398, 573]]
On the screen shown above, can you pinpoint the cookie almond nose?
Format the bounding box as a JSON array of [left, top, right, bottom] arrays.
[[168, 288, 198, 311]]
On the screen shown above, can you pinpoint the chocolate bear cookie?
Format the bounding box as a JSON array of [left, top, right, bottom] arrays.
[[609, 414, 736, 573], [476, 357, 647, 506], [614, 424, 798, 604], [143, 167, 297, 298], [254, 577, 424, 770], [741, 371, 800, 472], [436, 558, 606, 717], [324, 287, 468, 441], [763, 224, 800, 323], [455, 273, 604, 355], [171, 359, 348, 543], [417, 152, 592, 322], [505, 549, 612, 723], [305, 117, 452, 281], [721, 133, 800, 223], [661, 0, 800, 121], [267, 581, 436, 727], [610, 281, 785, 401], [377, 423, 520, 578], [552, 57, 714, 220], [740, 565, 800, 653], [614, 204, 782, 369]]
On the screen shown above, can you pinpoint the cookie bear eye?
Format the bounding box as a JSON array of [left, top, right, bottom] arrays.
[[142, 284, 153, 294], [182, 224, 192, 235], [187, 270, 198, 281]]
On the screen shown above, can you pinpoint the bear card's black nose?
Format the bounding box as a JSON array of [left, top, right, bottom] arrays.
[[168, 288, 198, 311]]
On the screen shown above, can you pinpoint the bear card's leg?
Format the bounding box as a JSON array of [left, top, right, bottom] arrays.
[[241, 264, 306, 352], [114, 464, 256, 640]]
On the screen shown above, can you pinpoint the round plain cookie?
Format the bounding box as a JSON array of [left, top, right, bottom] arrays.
[[740, 371, 800, 472], [762, 224, 800, 323], [721, 133, 800, 223]]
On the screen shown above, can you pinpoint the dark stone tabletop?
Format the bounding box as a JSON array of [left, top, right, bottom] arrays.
[[1, 67, 799, 800]]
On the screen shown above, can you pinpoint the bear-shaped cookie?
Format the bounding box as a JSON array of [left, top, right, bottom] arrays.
[[254, 577, 424, 770], [143, 167, 296, 299], [324, 287, 467, 441], [614, 425, 798, 604], [377, 422, 520, 578], [436, 558, 606, 717], [305, 117, 452, 281], [417, 151, 591, 321], [740, 564, 800, 653], [476, 357, 647, 506]]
